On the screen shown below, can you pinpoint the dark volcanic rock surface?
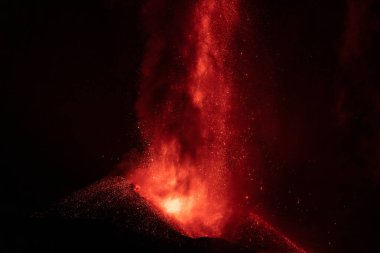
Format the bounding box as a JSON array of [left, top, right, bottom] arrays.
[[4, 177, 303, 252], [5, 177, 248, 253]]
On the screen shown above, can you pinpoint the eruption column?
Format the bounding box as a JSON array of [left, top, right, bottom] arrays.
[[127, 0, 240, 237]]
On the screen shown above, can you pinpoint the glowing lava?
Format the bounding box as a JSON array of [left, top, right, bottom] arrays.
[[127, 0, 239, 237], [164, 198, 182, 214]]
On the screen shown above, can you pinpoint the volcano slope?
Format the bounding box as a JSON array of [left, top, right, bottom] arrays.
[[6, 177, 304, 253]]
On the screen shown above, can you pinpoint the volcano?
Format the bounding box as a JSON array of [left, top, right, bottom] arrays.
[[3, 1, 306, 252], [9, 177, 305, 253]]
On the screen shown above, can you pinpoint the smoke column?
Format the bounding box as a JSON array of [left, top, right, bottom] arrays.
[[127, 0, 240, 237]]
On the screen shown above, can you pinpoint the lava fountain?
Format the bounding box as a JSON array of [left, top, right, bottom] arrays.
[[127, 0, 239, 238], [125, 1, 305, 251]]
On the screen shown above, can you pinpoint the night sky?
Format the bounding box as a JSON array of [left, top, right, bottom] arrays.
[[2, 0, 380, 252]]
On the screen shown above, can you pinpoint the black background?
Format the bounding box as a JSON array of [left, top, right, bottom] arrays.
[[2, 0, 380, 252]]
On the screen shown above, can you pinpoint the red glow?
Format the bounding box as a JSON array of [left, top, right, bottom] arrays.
[[127, 0, 239, 238], [125, 1, 307, 251], [246, 213, 307, 253]]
